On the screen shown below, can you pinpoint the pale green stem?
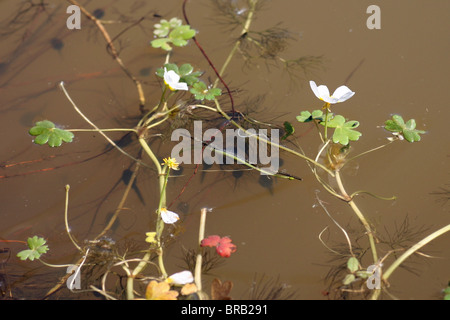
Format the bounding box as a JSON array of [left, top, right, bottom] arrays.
[[126, 139, 168, 299], [39, 260, 74, 268], [383, 224, 450, 280], [335, 171, 378, 263], [68, 128, 137, 133], [195, 208, 208, 291], [214, 99, 335, 176], [323, 104, 331, 140], [59, 82, 147, 167], [345, 140, 394, 165], [213, 0, 258, 87], [64, 185, 82, 252], [371, 224, 450, 300]]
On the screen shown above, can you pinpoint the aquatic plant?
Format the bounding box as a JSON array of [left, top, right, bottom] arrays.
[[12, 0, 448, 301]]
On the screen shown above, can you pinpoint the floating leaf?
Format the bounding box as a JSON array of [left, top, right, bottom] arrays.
[[150, 38, 172, 51], [215, 237, 237, 258], [281, 121, 295, 140], [151, 19, 196, 51], [201, 235, 237, 258], [145, 280, 178, 300], [444, 283, 450, 300], [153, 18, 182, 37], [181, 283, 198, 296], [342, 274, 356, 285], [211, 278, 233, 300], [190, 81, 222, 101], [29, 120, 74, 147], [384, 114, 425, 143], [170, 25, 196, 42], [323, 115, 362, 145], [355, 270, 372, 279], [17, 236, 49, 261], [200, 235, 221, 247], [347, 257, 359, 273], [296, 110, 332, 123]]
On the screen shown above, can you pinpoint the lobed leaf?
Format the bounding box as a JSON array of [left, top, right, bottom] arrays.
[[384, 114, 425, 143], [190, 81, 222, 100], [17, 236, 49, 261], [29, 120, 74, 147]]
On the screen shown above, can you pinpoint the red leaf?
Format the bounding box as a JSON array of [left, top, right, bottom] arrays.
[[200, 235, 221, 247], [200, 235, 237, 258], [215, 236, 236, 258]]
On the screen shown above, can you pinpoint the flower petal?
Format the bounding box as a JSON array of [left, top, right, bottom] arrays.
[[163, 68, 188, 91], [310, 80, 355, 104], [161, 208, 180, 224], [168, 271, 194, 285], [309, 81, 328, 101], [332, 85, 355, 102], [316, 85, 331, 101]]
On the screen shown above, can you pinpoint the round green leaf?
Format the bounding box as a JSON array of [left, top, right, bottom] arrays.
[[347, 257, 359, 273], [343, 274, 356, 285], [29, 120, 74, 147]]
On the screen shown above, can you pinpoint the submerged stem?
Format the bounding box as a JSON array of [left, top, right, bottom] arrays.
[[335, 171, 378, 263], [64, 185, 82, 252], [214, 99, 335, 176], [195, 208, 208, 292], [214, 0, 258, 88]]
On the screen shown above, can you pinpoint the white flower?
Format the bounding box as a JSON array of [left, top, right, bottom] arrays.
[[167, 271, 194, 285], [164, 68, 188, 91], [161, 208, 180, 224], [309, 80, 355, 104]]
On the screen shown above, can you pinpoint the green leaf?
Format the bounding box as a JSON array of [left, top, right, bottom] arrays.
[[444, 287, 450, 296], [153, 18, 182, 37], [355, 270, 372, 279], [190, 81, 221, 101], [170, 25, 196, 41], [296, 110, 331, 123], [171, 38, 188, 47], [17, 236, 49, 261], [296, 111, 313, 123], [151, 19, 196, 51], [281, 121, 295, 140], [29, 120, 74, 147], [178, 64, 202, 85], [347, 257, 359, 273], [342, 274, 356, 285], [151, 38, 172, 51], [178, 63, 193, 76], [384, 115, 426, 143], [324, 115, 362, 146]]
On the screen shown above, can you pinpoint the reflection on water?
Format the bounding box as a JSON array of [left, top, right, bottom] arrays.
[[0, 0, 449, 300]]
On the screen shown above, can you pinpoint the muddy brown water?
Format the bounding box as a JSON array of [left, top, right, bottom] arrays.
[[0, 0, 449, 300]]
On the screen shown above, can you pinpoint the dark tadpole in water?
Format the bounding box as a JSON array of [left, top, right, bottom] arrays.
[[139, 67, 152, 77], [122, 169, 145, 205], [176, 201, 190, 215], [259, 175, 274, 195], [93, 8, 105, 19], [50, 38, 64, 51], [201, 162, 213, 182], [171, 165, 184, 177], [0, 62, 9, 75]]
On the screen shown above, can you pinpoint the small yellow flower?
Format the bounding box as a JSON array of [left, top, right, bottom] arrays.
[[162, 157, 180, 170], [145, 232, 157, 244]]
